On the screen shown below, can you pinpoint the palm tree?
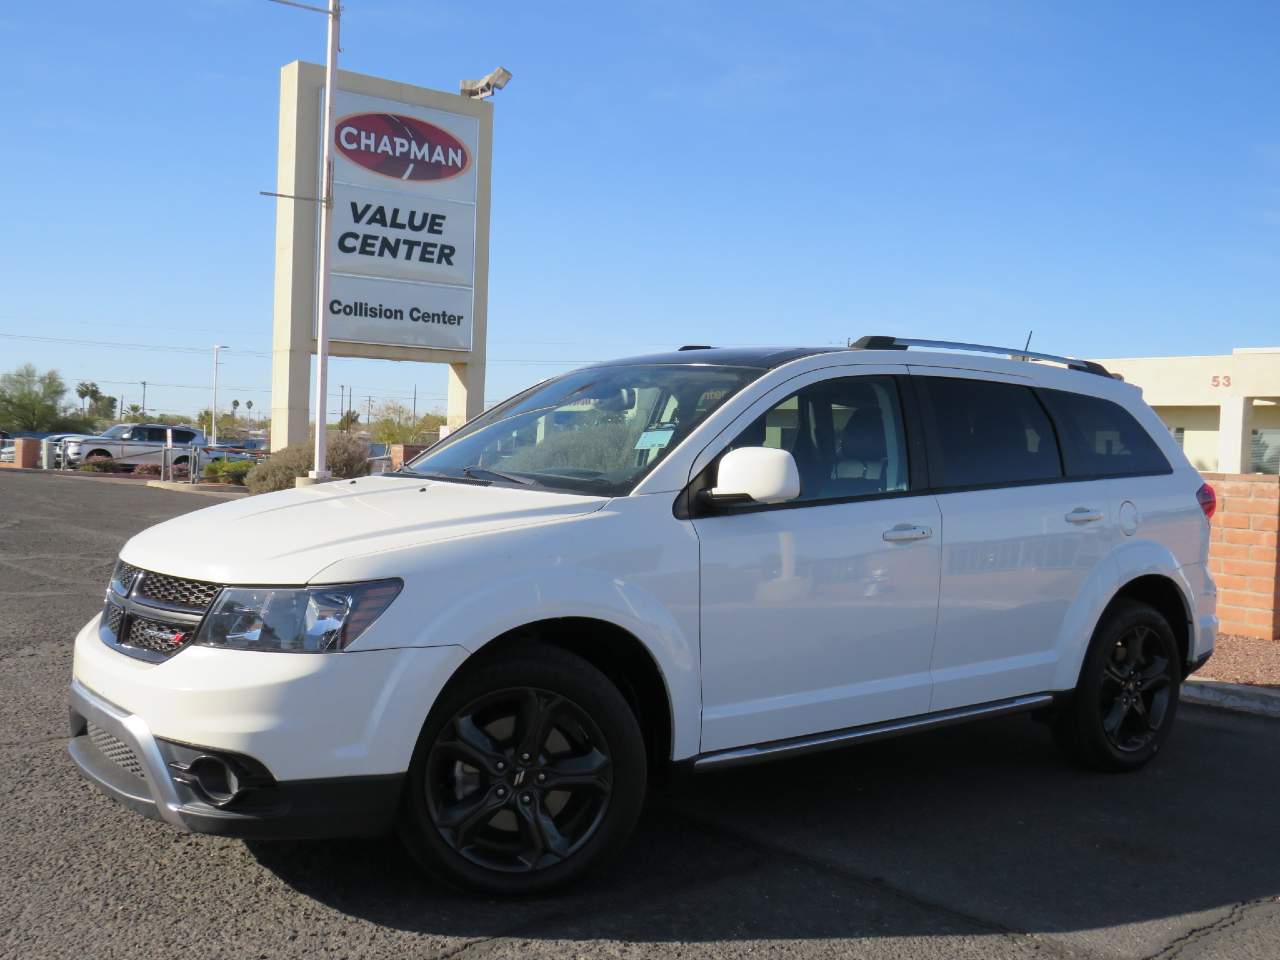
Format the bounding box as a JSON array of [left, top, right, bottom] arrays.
[[125, 403, 143, 422], [231, 399, 240, 426], [76, 381, 93, 413], [245, 400, 254, 427]]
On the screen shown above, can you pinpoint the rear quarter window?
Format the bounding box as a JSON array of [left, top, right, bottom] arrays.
[[1040, 389, 1171, 478]]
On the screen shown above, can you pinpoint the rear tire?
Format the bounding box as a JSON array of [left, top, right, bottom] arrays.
[[398, 644, 647, 895], [1054, 599, 1181, 772]]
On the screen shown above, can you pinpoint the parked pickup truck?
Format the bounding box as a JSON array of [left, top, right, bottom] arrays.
[[59, 424, 239, 470]]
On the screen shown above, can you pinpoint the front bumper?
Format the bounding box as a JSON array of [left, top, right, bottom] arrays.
[[68, 678, 404, 837]]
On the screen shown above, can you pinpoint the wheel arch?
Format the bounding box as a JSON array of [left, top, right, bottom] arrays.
[[464, 617, 675, 770], [1052, 540, 1198, 693], [1098, 574, 1192, 675]]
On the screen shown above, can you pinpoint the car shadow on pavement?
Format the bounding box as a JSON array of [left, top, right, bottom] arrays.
[[246, 706, 1280, 946]]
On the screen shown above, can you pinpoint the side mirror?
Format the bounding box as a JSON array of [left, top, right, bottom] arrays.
[[707, 447, 800, 505]]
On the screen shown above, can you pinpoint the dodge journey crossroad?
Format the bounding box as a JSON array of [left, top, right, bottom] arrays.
[[69, 337, 1217, 895]]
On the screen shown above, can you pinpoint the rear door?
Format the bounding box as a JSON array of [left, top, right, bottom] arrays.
[[912, 369, 1121, 710]]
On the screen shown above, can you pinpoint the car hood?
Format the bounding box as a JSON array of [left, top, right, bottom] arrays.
[[120, 475, 609, 584]]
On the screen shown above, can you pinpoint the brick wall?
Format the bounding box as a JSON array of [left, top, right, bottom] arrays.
[[0, 437, 41, 470], [389, 444, 429, 471], [1203, 472, 1280, 641]]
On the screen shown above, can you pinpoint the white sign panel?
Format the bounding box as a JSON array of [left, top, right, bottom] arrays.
[[319, 89, 479, 351], [330, 183, 475, 285], [325, 273, 473, 351]]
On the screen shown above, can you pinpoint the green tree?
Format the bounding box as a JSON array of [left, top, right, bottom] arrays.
[[245, 399, 254, 426], [337, 409, 360, 432], [124, 403, 145, 422], [89, 394, 117, 420], [75, 381, 100, 413], [0, 363, 92, 432]]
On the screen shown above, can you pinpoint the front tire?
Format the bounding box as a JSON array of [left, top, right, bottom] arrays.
[[1054, 599, 1181, 772], [399, 644, 647, 895]]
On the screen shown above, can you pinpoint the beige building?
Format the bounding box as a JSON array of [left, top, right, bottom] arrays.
[[1092, 348, 1280, 474]]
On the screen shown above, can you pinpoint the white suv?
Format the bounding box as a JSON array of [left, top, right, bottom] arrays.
[[69, 338, 1217, 895]]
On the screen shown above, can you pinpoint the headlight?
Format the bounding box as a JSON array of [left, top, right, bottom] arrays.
[[195, 580, 402, 653]]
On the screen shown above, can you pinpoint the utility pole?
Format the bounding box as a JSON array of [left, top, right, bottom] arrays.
[[140, 381, 147, 415], [211, 345, 229, 445], [366, 395, 373, 428], [413, 384, 417, 420]]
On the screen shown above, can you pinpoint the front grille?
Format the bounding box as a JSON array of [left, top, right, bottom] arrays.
[[124, 616, 197, 656], [135, 571, 221, 612], [88, 722, 145, 780], [103, 602, 125, 638], [111, 560, 141, 595]]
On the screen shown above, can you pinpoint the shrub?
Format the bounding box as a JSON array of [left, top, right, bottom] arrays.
[[245, 434, 368, 495], [133, 464, 161, 477], [79, 457, 129, 473], [204, 459, 253, 485]]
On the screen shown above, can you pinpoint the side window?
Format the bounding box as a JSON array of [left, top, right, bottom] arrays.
[[141, 427, 166, 443], [171, 429, 195, 444], [725, 376, 909, 503], [917, 377, 1061, 489], [1040, 390, 1171, 478]]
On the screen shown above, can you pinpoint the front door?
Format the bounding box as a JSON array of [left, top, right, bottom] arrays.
[[693, 370, 942, 753]]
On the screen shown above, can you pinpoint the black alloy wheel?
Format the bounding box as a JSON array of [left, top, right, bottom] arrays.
[[1099, 623, 1174, 753], [399, 644, 647, 895], [1054, 598, 1182, 772], [425, 687, 613, 872]]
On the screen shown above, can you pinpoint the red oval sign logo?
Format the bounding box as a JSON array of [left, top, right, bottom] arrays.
[[334, 113, 470, 182]]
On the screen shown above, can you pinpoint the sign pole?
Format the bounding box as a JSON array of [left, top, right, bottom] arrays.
[[310, 0, 341, 479]]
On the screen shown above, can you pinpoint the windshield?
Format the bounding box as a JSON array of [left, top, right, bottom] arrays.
[[102, 424, 132, 439], [406, 364, 762, 496]]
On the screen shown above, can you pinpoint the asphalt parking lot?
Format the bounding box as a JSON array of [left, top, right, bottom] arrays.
[[2, 469, 1278, 960]]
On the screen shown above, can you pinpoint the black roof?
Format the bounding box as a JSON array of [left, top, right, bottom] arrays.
[[592, 346, 839, 369]]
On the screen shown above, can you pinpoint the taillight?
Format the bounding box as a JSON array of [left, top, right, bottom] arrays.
[[1196, 482, 1216, 520]]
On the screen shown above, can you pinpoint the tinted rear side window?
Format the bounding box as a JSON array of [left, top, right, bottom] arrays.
[[1040, 389, 1170, 478], [917, 377, 1062, 489]]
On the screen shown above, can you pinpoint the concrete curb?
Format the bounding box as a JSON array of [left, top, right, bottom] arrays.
[[1183, 677, 1280, 719], [145, 480, 248, 498]]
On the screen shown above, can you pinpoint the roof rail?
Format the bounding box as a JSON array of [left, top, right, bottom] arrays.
[[678, 344, 714, 351], [848, 335, 1112, 378]]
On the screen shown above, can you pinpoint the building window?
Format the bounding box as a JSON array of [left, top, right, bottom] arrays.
[[1252, 428, 1279, 475]]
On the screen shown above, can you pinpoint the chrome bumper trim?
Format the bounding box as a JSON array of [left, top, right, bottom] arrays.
[[68, 678, 187, 828]]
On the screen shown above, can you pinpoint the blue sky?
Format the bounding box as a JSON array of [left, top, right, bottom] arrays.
[[1, 1, 1277, 421]]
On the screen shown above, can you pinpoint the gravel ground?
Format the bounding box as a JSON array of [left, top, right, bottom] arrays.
[[1195, 635, 1280, 689], [3, 470, 1280, 960]]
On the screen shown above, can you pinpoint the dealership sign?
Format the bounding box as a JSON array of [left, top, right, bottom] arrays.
[[319, 90, 480, 351]]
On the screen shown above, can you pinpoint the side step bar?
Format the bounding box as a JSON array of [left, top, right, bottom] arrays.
[[692, 693, 1056, 771]]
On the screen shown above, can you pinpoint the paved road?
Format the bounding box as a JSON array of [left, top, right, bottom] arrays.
[[2, 469, 1278, 959]]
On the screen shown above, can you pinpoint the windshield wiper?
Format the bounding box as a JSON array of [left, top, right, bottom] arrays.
[[462, 466, 540, 487], [382, 468, 489, 485]]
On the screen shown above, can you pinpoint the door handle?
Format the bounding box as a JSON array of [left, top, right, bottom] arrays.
[[882, 523, 933, 543], [1065, 508, 1104, 524]]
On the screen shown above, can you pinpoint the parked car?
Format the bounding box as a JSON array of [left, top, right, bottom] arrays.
[[68, 337, 1216, 896], [60, 423, 207, 470]]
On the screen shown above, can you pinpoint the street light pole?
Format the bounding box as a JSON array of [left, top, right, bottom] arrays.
[[310, 0, 341, 479], [212, 345, 229, 445], [267, 0, 340, 479]]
